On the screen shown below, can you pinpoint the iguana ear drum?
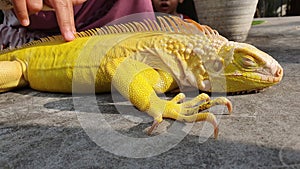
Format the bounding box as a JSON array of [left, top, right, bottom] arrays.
[[204, 59, 224, 73]]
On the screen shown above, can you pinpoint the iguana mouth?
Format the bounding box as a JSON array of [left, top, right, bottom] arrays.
[[260, 74, 282, 83], [230, 74, 282, 84], [231, 60, 283, 84], [257, 65, 283, 83]]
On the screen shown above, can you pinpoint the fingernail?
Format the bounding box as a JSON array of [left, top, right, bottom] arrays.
[[21, 19, 30, 26], [64, 31, 75, 41]]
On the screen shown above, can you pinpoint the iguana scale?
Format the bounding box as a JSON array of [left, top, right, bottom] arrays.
[[0, 16, 283, 138]]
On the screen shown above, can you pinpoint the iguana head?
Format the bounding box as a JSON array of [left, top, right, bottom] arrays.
[[216, 42, 283, 93], [178, 18, 283, 93], [153, 33, 283, 93]]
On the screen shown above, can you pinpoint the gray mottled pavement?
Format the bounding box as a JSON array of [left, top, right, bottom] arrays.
[[1, 17, 300, 168]]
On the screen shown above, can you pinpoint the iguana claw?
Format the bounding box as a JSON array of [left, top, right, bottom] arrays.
[[198, 97, 233, 113], [146, 93, 232, 138], [147, 120, 161, 135]]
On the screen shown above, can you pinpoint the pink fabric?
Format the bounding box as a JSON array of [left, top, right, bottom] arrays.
[[28, 0, 154, 32]]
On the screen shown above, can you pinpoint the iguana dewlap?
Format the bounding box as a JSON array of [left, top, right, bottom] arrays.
[[0, 16, 283, 138]]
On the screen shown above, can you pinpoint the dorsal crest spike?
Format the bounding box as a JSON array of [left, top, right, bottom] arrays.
[[120, 24, 130, 32], [128, 23, 138, 32], [77, 15, 211, 36], [157, 17, 167, 31], [133, 22, 144, 32], [140, 21, 150, 31], [128, 22, 137, 32], [163, 16, 179, 32], [146, 19, 158, 31], [108, 26, 118, 34], [143, 19, 153, 31], [112, 25, 122, 33], [152, 19, 161, 31], [184, 18, 220, 37], [107, 26, 115, 34], [98, 27, 108, 35], [0, 15, 221, 54]]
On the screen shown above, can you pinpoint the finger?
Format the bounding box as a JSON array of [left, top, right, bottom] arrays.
[[46, 0, 76, 41], [26, 0, 43, 14], [12, 0, 30, 26], [72, 0, 87, 5]]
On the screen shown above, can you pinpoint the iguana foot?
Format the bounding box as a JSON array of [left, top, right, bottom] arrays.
[[171, 93, 232, 115], [146, 93, 232, 138]]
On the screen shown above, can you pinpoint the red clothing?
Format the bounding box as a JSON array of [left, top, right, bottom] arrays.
[[178, 14, 191, 20]]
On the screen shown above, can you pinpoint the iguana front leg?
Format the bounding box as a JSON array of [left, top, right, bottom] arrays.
[[106, 58, 232, 138], [0, 60, 28, 92]]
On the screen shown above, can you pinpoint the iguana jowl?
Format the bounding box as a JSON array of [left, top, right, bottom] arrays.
[[0, 16, 283, 138]]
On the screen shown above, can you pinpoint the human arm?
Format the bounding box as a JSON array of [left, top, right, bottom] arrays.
[[10, 0, 86, 41]]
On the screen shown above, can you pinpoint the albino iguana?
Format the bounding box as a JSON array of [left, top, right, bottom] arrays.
[[0, 16, 283, 138]]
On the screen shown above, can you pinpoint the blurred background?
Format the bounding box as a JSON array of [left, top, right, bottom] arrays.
[[178, 0, 300, 22], [256, 0, 300, 17]]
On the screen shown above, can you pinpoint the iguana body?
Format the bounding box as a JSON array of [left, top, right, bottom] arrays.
[[0, 16, 283, 138]]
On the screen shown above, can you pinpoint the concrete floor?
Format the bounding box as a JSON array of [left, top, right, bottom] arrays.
[[1, 16, 300, 168]]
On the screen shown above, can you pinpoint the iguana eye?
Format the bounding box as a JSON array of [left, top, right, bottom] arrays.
[[233, 48, 264, 70], [241, 56, 257, 68], [234, 52, 258, 69]]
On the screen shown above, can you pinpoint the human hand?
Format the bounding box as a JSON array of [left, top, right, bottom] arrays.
[[11, 0, 86, 41]]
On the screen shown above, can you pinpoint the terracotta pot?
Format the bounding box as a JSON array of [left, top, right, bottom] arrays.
[[194, 0, 258, 42]]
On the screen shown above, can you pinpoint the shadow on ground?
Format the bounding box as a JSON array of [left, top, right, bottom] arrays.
[[1, 122, 299, 168], [1, 92, 299, 168]]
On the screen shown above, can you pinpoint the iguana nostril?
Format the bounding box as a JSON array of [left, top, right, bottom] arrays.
[[276, 67, 283, 77]]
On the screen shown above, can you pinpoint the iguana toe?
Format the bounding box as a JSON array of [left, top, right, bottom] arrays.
[[145, 93, 231, 138]]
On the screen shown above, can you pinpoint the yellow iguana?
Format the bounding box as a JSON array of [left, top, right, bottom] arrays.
[[0, 16, 283, 138]]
